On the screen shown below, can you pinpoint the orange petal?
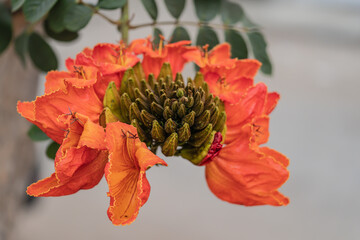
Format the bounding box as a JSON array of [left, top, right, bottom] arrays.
[[264, 92, 280, 115], [208, 43, 231, 64], [205, 127, 289, 206], [182, 46, 204, 67], [260, 146, 289, 167], [105, 122, 166, 225], [225, 83, 267, 144], [27, 150, 108, 197], [252, 116, 270, 145], [18, 82, 102, 143], [45, 71, 71, 93]]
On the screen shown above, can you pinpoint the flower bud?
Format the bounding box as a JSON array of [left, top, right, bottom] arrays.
[[178, 123, 191, 142], [162, 132, 178, 156], [165, 118, 177, 134], [151, 120, 166, 142]]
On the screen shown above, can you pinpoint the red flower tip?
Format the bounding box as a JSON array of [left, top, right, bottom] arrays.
[[199, 132, 223, 166]]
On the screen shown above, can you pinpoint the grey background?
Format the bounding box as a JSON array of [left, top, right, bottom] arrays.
[[14, 0, 360, 239]]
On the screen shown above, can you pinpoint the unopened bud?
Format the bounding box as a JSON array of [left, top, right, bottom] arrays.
[[151, 102, 164, 117], [164, 118, 177, 133], [151, 120, 166, 142], [194, 72, 204, 87], [140, 110, 156, 128], [182, 111, 195, 127], [129, 102, 141, 121], [163, 106, 173, 120], [178, 123, 191, 142], [194, 110, 210, 130], [162, 132, 178, 156], [131, 119, 147, 142], [158, 62, 173, 81], [213, 111, 226, 132], [193, 101, 204, 117], [189, 124, 213, 147], [177, 104, 186, 118]]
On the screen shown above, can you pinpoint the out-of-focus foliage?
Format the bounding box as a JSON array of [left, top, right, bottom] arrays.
[[0, 3, 12, 54], [1, 0, 273, 75]]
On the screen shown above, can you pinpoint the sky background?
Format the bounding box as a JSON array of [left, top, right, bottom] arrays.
[[13, 0, 360, 239]]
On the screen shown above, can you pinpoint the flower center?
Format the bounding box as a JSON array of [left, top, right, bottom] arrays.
[[102, 63, 226, 158]]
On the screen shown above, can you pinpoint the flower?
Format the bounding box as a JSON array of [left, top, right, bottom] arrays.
[[105, 122, 166, 225], [18, 39, 170, 225], [26, 113, 108, 196], [129, 36, 192, 78], [18, 37, 289, 225], [191, 44, 289, 206]]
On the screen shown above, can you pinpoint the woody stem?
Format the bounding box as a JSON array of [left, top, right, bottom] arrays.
[[129, 21, 260, 32], [121, 1, 129, 44]]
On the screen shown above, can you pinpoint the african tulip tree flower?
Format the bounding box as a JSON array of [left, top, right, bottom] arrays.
[[17, 37, 289, 225]]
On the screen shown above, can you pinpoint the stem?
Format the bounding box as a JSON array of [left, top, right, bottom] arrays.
[[121, 1, 129, 44], [129, 21, 260, 33], [79, 1, 120, 26]]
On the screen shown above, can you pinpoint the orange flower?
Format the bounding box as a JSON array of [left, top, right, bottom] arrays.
[[18, 38, 289, 225], [205, 124, 289, 206], [183, 43, 236, 69], [17, 80, 103, 143], [65, 43, 139, 100], [105, 122, 167, 225], [130, 37, 192, 78], [27, 114, 108, 196], [200, 82, 289, 206]]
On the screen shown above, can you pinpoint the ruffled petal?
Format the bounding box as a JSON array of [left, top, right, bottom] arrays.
[[205, 125, 289, 206], [105, 122, 166, 225], [225, 83, 267, 143], [17, 82, 103, 143], [27, 115, 107, 197], [264, 92, 280, 115], [27, 150, 108, 197]]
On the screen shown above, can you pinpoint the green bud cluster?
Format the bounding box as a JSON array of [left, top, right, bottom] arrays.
[[102, 62, 226, 157]]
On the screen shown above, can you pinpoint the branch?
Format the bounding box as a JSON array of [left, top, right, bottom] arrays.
[[79, 1, 121, 26], [129, 21, 260, 33]]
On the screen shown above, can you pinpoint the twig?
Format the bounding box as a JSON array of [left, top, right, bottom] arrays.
[[129, 21, 260, 33]]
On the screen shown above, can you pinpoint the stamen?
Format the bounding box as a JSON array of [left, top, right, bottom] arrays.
[[202, 44, 209, 64], [158, 34, 165, 55], [73, 66, 86, 80], [119, 41, 125, 66]]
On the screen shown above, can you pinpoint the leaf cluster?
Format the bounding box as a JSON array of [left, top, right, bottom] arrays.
[[0, 0, 127, 72], [139, 0, 272, 75]]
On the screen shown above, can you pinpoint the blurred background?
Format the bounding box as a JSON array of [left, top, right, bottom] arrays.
[[1, 0, 360, 239]]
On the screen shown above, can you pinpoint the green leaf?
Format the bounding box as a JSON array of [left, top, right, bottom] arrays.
[[28, 32, 58, 71], [196, 26, 219, 50], [242, 15, 258, 29], [98, 0, 126, 9], [11, 0, 25, 12], [194, 0, 220, 22], [247, 31, 272, 75], [141, 0, 157, 21], [47, 0, 75, 33], [23, 0, 58, 23], [221, 0, 244, 25], [14, 32, 29, 66], [46, 141, 60, 159], [44, 20, 78, 42], [164, 0, 185, 19], [0, 3, 12, 54], [27, 124, 49, 141], [153, 28, 163, 47], [64, 4, 93, 32], [225, 29, 247, 59], [170, 26, 190, 43]]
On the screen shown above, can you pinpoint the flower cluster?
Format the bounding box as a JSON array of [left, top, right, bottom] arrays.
[[17, 37, 289, 225]]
